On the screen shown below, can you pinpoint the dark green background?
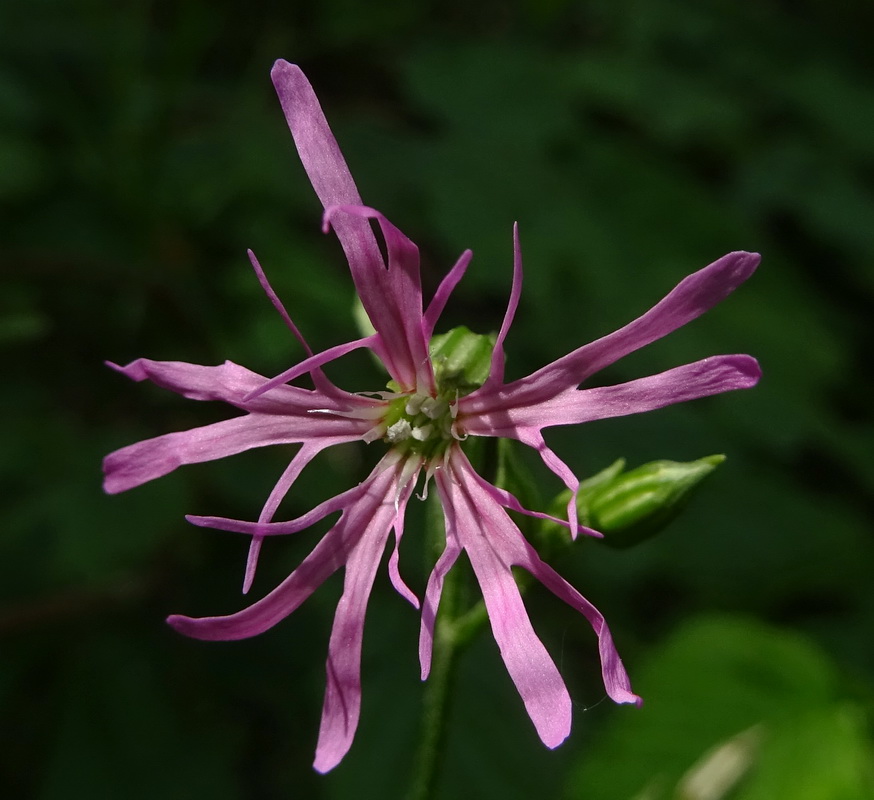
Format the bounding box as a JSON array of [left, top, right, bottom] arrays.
[[3, 1, 873, 797]]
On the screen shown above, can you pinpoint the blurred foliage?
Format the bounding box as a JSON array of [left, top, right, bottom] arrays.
[[567, 616, 874, 799], [2, 0, 873, 798]]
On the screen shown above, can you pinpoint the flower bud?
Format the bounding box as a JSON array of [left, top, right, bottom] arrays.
[[587, 455, 726, 548], [429, 326, 496, 394]]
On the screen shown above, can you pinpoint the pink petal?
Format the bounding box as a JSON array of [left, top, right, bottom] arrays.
[[268, 61, 433, 394], [511, 429, 584, 539], [243, 439, 337, 594], [270, 60, 378, 268], [423, 249, 473, 340], [418, 536, 462, 680], [386, 457, 423, 609], [323, 205, 434, 393], [465, 250, 759, 410], [108, 357, 379, 416], [505, 544, 641, 707], [241, 335, 378, 403], [442, 450, 641, 712], [271, 61, 364, 210], [270, 61, 391, 353], [168, 453, 408, 648], [167, 515, 357, 641], [482, 222, 523, 387], [248, 249, 314, 357], [464, 461, 603, 540], [464, 355, 761, 435], [104, 407, 366, 495], [186, 453, 405, 537], [313, 512, 394, 773], [436, 461, 572, 747]]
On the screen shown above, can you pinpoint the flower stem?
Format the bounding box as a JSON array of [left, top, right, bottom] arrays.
[[406, 441, 498, 799], [406, 601, 459, 800], [406, 493, 472, 800]]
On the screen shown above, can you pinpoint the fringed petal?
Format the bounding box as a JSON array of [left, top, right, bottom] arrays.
[[423, 249, 473, 340], [418, 535, 462, 680], [435, 455, 572, 747], [385, 457, 423, 608], [167, 517, 355, 642], [323, 205, 434, 394], [313, 505, 395, 773], [481, 223, 523, 388], [241, 336, 378, 403], [438, 450, 641, 724], [104, 412, 365, 495], [108, 357, 381, 418], [270, 60, 386, 302], [463, 355, 761, 436], [464, 250, 760, 412], [169, 452, 409, 651], [243, 439, 339, 594]]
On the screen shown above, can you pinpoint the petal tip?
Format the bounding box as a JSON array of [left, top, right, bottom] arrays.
[[732, 354, 762, 386], [728, 250, 761, 280], [312, 753, 340, 775], [270, 58, 296, 79], [539, 712, 572, 749], [165, 613, 190, 634]]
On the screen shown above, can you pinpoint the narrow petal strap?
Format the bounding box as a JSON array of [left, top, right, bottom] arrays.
[[436, 462, 572, 748], [324, 205, 434, 393], [466, 250, 759, 407], [462, 354, 761, 435]]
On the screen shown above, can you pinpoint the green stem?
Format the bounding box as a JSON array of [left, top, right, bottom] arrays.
[[406, 606, 460, 800], [406, 440, 499, 799], [406, 492, 470, 800]]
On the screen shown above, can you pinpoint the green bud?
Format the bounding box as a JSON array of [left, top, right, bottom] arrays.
[[579, 458, 626, 495], [429, 326, 496, 394], [354, 297, 496, 395], [588, 455, 726, 548], [539, 455, 726, 549], [539, 459, 625, 545]]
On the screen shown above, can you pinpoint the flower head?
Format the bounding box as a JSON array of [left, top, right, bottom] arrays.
[[104, 60, 760, 772]]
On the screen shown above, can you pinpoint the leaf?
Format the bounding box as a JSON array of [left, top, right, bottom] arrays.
[[565, 615, 874, 799]]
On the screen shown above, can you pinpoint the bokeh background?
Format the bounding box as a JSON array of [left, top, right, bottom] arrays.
[[3, 1, 873, 797]]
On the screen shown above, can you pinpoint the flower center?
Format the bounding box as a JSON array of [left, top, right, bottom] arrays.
[[381, 390, 458, 458]]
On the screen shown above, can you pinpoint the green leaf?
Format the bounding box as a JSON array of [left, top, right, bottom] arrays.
[[565, 616, 874, 800]]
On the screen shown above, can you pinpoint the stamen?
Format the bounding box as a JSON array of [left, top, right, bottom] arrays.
[[380, 386, 460, 460], [385, 419, 412, 443], [405, 394, 425, 415], [411, 424, 433, 441], [421, 397, 447, 419]]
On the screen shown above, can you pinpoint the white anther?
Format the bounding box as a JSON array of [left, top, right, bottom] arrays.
[[405, 394, 426, 416], [411, 424, 433, 441], [385, 419, 412, 443], [421, 397, 448, 419]]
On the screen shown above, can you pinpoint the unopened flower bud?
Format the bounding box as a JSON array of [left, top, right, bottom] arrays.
[[587, 455, 726, 548], [429, 326, 496, 394]]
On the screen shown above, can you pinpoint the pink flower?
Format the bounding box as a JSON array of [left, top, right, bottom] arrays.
[[104, 61, 760, 772]]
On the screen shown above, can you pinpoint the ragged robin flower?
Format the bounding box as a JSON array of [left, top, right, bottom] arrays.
[[103, 60, 761, 772]]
